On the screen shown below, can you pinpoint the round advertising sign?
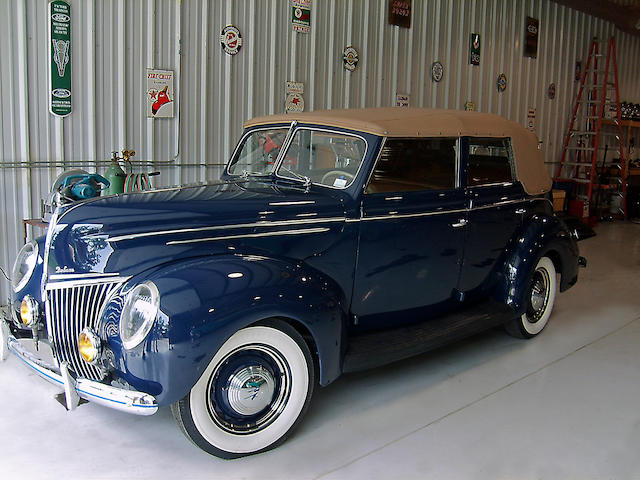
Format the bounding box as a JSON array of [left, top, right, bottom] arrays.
[[431, 61, 444, 82], [220, 25, 242, 55], [496, 73, 507, 92], [343, 46, 359, 72]]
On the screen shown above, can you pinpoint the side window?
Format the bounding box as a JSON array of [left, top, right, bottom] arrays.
[[466, 138, 514, 186], [366, 138, 457, 194]]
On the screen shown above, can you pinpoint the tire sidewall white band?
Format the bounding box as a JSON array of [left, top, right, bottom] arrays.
[[521, 256, 557, 335], [189, 326, 309, 454]]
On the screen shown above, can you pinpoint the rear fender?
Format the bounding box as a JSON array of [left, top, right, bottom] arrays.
[[496, 214, 579, 315], [108, 255, 348, 406]]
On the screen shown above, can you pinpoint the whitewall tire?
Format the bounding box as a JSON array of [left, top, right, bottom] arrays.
[[172, 320, 314, 458], [506, 256, 557, 339]]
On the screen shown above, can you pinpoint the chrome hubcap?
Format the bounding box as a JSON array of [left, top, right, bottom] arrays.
[[528, 267, 550, 322], [226, 365, 276, 416], [207, 344, 291, 434]]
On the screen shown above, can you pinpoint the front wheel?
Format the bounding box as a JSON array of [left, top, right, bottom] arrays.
[[171, 321, 314, 458], [506, 256, 557, 339]]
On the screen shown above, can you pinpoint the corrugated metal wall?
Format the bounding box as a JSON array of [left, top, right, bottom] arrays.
[[1, 0, 640, 303]]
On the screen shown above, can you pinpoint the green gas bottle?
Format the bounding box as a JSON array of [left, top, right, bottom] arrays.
[[104, 152, 125, 195]]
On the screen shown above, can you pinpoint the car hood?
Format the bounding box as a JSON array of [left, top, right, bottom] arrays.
[[45, 180, 348, 279]]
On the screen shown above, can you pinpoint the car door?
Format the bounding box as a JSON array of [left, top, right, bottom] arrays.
[[458, 137, 526, 300], [351, 137, 466, 328]]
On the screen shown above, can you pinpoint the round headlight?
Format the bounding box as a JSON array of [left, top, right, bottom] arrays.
[[119, 281, 159, 350], [78, 328, 102, 364], [12, 241, 39, 292], [20, 295, 40, 328]]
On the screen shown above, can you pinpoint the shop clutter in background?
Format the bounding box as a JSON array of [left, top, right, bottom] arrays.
[[620, 102, 640, 121]]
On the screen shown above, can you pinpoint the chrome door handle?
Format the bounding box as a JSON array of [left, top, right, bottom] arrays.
[[451, 219, 468, 228], [515, 208, 527, 214]]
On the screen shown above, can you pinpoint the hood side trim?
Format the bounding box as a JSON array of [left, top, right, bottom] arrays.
[[108, 216, 346, 243]]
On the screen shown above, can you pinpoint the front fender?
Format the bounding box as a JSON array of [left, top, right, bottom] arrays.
[[496, 214, 580, 314], [105, 254, 348, 406]]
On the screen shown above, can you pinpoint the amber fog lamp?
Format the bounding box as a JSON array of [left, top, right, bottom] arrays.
[[78, 328, 102, 364], [20, 295, 39, 328]]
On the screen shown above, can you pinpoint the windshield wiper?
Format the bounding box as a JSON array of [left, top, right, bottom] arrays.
[[279, 166, 311, 187], [241, 170, 271, 178]]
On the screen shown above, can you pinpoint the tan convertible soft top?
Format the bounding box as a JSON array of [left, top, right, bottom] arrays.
[[245, 107, 551, 195]]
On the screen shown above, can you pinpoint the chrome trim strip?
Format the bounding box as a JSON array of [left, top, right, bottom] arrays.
[[42, 208, 58, 349], [268, 200, 316, 206], [107, 217, 346, 243], [350, 198, 550, 223], [166, 227, 331, 245], [455, 137, 461, 189], [468, 181, 514, 188], [7, 336, 158, 416], [470, 198, 526, 210], [49, 272, 121, 280], [363, 136, 387, 193], [361, 208, 468, 222], [45, 276, 131, 290]]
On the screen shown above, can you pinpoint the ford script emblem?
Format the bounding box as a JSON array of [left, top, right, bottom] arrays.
[[52, 88, 71, 98], [51, 13, 70, 22]]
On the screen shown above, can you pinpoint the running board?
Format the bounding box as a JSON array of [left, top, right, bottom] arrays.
[[342, 301, 514, 373]]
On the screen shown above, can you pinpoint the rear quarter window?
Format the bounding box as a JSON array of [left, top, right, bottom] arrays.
[[466, 138, 514, 186]]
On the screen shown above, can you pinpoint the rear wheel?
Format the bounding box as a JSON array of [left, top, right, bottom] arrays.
[[506, 256, 557, 339], [171, 321, 314, 458]]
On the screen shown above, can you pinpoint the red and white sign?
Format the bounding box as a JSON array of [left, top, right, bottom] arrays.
[[220, 25, 242, 56], [146, 69, 174, 118], [286, 81, 305, 113]]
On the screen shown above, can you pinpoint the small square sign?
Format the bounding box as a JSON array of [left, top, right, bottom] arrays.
[[292, 0, 311, 33], [396, 94, 410, 107], [388, 0, 411, 28]]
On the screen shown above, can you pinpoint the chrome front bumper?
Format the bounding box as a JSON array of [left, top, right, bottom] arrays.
[[5, 333, 158, 416]]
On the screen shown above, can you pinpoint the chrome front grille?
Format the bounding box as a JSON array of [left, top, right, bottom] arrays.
[[45, 279, 123, 381]]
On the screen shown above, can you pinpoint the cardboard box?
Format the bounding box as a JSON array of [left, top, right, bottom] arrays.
[[552, 189, 566, 212]]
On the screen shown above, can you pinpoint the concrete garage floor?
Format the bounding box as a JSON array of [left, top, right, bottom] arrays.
[[1, 222, 639, 479]]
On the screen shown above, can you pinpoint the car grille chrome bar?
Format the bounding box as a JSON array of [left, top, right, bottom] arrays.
[[45, 279, 123, 381]]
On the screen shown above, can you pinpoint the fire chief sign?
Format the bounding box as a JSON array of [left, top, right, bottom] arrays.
[[147, 69, 175, 118]]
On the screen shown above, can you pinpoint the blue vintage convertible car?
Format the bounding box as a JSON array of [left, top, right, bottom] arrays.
[[1, 108, 584, 458]]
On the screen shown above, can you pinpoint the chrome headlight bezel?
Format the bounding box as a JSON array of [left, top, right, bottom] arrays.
[[119, 281, 159, 350], [20, 295, 40, 328], [12, 241, 39, 293]]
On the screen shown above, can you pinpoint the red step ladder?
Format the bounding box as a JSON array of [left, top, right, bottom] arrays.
[[554, 37, 627, 222]]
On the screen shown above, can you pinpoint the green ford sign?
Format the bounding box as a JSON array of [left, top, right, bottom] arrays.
[[49, 0, 71, 117]]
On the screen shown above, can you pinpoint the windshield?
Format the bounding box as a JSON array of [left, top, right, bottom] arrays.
[[227, 128, 289, 176], [277, 129, 367, 189]]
